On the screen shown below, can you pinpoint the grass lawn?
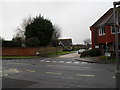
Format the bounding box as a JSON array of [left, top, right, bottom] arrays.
[[99, 55, 120, 63], [1, 51, 74, 59], [0, 56, 41, 59], [109, 57, 120, 63]]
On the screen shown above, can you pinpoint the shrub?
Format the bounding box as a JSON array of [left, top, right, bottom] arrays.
[[26, 37, 40, 47], [2, 41, 21, 47], [109, 51, 120, 58], [99, 56, 108, 60], [81, 48, 101, 57], [73, 47, 81, 51]]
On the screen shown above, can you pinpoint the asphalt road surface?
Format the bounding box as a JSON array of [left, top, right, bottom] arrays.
[[1, 52, 117, 89]]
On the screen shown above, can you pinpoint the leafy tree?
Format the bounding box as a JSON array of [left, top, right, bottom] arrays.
[[25, 14, 54, 47], [12, 37, 22, 47], [26, 37, 40, 47], [2, 41, 19, 47]]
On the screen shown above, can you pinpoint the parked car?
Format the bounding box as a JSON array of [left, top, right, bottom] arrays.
[[78, 49, 86, 54], [63, 49, 72, 51]]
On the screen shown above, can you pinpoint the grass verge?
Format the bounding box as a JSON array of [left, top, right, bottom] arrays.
[[99, 56, 120, 63], [1, 51, 74, 59], [0, 56, 41, 59]]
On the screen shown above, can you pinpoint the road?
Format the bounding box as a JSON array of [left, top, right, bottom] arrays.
[[1, 52, 116, 88]]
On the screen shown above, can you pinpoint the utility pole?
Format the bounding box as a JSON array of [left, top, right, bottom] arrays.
[[113, 1, 120, 90]]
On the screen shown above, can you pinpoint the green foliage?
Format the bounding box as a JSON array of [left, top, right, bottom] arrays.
[[109, 51, 120, 58], [81, 48, 101, 57], [26, 37, 40, 47], [73, 47, 81, 51], [25, 14, 54, 47], [99, 56, 108, 60], [2, 40, 21, 47], [12, 37, 22, 47]]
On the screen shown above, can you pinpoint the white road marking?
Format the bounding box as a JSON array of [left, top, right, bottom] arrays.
[[40, 60, 45, 62], [66, 61, 72, 63], [73, 61, 79, 64], [52, 61, 57, 63], [46, 61, 51, 63], [26, 70, 36, 72], [59, 61, 64, 63], [81, 62, 89, 64], [46, 72, 62, 75], [83, 67, 91, 69], [77, 74, 95, 77], [112, 76, 116, 79]]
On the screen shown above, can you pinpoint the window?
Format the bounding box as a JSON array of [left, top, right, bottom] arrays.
[[99, 27, 105, 36], [111, 26, 120, 34]]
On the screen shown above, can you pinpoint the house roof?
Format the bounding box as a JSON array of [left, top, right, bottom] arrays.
[[90, 6, 120, 28], [59, 39, 72, 47]]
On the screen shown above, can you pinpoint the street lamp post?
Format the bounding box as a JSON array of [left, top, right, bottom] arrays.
[[113, 1, 120, 90]]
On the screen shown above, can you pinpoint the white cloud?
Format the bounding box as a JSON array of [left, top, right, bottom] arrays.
[[1, 1, 114, 44]]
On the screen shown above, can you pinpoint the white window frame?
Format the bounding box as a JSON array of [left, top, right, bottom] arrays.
[[99, 27, 105, 36], [111, 26, 120, 34]]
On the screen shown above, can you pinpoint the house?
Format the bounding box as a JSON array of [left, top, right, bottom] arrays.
[[72, 44, 90, 50], [90, 6, 120, 54], [59, 39, 73, 50]]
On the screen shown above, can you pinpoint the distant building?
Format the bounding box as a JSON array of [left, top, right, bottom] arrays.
[[59, 39, 73, 50], [72, 44, 89, 49], [90, 6, 120, 53]]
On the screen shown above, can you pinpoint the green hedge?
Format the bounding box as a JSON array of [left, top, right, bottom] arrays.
[[81, 48, 101, 57]]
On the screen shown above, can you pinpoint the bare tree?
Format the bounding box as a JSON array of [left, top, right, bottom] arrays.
[[51, 24, 61, 55], [83, 38, 91, 49], [14, 16, 33, 39], [13, 16, 33, 47], [52, 24, 61, 40]]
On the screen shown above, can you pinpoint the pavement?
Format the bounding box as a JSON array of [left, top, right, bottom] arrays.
[[75, 57, 102, 63], [74, 54, 113, 64]]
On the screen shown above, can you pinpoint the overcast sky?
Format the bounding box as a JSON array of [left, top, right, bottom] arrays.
[[0, 0, 115, 44]]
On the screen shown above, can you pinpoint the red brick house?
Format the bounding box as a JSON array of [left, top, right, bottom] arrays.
[[90, 7, 120, 53]]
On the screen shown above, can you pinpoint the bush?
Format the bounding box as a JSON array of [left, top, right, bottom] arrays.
[[2, 41, 21, 47], [99, 56, 108, 60], [109, 51, 120, 58], [26, 37, 40, 47], [73, 47, 81, 51], [81, 48, 101, 57]]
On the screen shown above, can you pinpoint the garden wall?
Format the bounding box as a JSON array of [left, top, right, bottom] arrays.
[[1, 47, 62, 56]]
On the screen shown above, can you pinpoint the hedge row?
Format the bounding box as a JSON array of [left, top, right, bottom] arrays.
[[81, 48, 101, 57]]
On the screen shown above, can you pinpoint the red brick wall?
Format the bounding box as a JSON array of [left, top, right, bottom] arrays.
[[90, 27, 97, 48], [1, 47, 62, 56], [91, 26, 120, 49], [97, 26, 115, 44]]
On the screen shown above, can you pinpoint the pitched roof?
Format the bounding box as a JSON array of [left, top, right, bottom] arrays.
[[59, 39, 72, 47], [90, 6, 120, 28]]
